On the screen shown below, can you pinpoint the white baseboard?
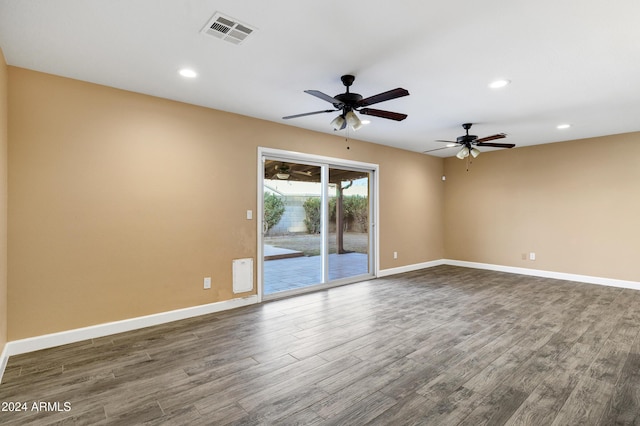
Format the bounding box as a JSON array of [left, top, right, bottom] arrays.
[[380, 258, 640, 290], [4, 295, 259, 359], [378, 259, 446, 277], [443, 259, 640, 291]]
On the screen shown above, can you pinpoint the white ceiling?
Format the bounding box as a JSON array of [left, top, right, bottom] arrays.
[[1, 0, 640, 157]]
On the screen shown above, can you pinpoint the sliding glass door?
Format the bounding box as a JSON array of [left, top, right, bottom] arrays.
[[260, 151, 375, 299]]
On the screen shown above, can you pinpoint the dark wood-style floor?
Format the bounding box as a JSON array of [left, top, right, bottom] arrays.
[[2, 265, 640, 425]]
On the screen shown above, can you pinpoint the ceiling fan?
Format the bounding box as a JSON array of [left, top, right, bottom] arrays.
[[269, 163, 313, 180], [283, 74, 409, 131], [425, 123, 515, 159]]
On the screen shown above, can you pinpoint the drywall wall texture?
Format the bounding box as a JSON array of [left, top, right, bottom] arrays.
[[0, 49, 7, 352], [443, 132, 640, 282], [7, 67, 444, 340]]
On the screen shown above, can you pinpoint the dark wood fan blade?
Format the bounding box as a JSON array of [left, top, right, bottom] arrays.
[[475, 142, 516, 148], [359, 108, 407, 121], [475, 133, 507, 143], [358, 88, 409, 107], [304, 90, 343, 106], [282, 110, 335, 119]]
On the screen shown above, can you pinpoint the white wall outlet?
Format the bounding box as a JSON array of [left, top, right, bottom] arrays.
[[529, 252, 536, 261], [393, 251, 398, 259], [204, 277, 211, 289], [246, 210, 253, 220]]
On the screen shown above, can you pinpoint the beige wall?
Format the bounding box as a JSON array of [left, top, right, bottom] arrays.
[[0, 49, 7, 353], [10, 64, 637, 343], [443, 132, 640, 282], [7, 67, 444, 340]]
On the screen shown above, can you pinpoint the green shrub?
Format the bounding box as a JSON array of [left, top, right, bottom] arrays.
[[333, 195, 368, 232], [344, 195, 368, 232], [304, 195, 369, 233], [264, 193, 285, 232], [303, 197, 321, 233]]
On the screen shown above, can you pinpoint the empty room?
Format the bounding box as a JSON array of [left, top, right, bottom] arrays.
[[0, 1, 639, 425]]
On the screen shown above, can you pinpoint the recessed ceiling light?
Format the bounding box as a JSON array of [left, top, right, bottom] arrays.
[[179, 68, 198, 78], [446, 143, 457, 147], [557, 123, 571, 129], [489, 79, 511, 89], [361, 119, 371, 125]]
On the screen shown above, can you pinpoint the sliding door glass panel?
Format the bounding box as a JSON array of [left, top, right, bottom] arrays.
[[263, 160, 322, 295], [328, 167, 370, 281]]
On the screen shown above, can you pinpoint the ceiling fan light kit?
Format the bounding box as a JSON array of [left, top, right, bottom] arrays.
[[454, 146, 480, 159], [344, 110, 363, 130], [456, 147, 470, 159], [330, 115, 346, 131], [274, 163, 290, 180]]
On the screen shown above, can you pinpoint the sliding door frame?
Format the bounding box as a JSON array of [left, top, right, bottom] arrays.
[[257, 147, 379, 302]]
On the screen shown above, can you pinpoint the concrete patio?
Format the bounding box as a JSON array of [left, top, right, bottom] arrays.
[[263, 252, 369, 295]]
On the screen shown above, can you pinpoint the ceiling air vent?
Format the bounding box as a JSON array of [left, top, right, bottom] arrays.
[[201, 12, 256, 45]]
